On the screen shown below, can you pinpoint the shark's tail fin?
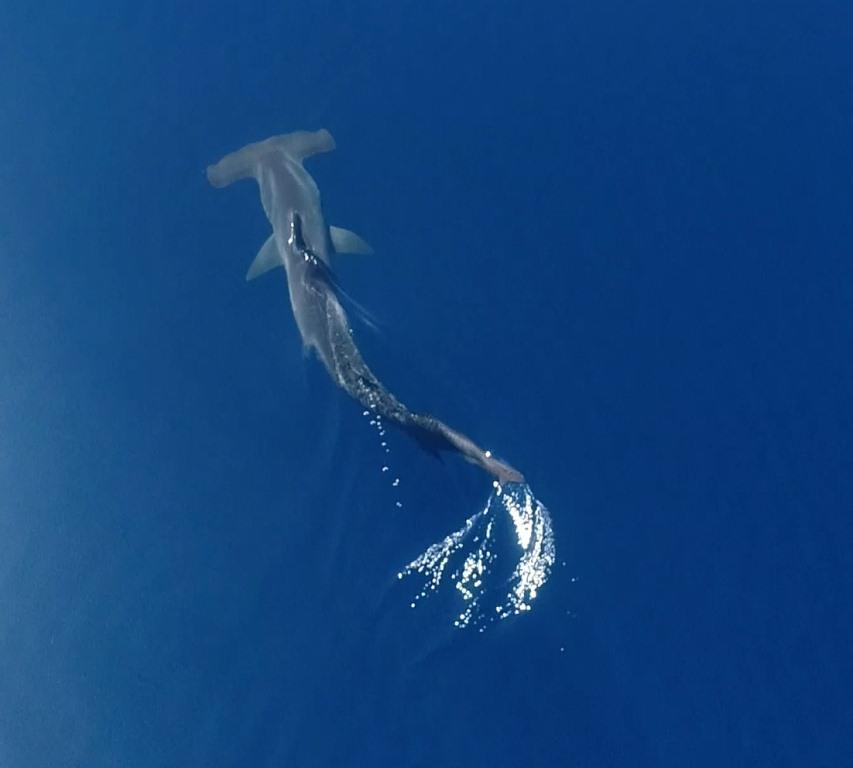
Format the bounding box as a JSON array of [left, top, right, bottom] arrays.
[[207, 129, 336, 188], [408, 415, 525, 485]]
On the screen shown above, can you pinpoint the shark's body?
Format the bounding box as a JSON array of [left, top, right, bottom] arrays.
[[207, 129, 523, 485]]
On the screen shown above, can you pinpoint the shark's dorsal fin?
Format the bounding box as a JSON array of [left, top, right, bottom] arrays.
[[246, 235, 283, 281], [274, 129, 336, 163], [329, 225, 373, 255]]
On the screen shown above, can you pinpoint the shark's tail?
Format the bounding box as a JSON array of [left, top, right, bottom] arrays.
[[323, 255, 525, 485], [406, 415, 525, 485]]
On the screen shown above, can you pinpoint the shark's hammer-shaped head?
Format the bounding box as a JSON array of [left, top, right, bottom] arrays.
[[206, 129, 336, 188]]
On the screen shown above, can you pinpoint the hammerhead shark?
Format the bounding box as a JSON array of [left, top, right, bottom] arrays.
[[207, 129, 523, 485]]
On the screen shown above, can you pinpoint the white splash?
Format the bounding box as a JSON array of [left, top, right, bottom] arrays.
[[398, 482, 555, 628]]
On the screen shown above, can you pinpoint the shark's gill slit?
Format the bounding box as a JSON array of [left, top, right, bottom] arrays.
[[208, 129, 555, 626]]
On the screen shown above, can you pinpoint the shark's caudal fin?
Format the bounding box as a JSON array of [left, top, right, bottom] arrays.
[[206, 129, 336, 188], [424, 418, 525, 484]]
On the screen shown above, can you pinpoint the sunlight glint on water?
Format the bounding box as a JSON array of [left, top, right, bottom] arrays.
[[398, 482, 555, 629]]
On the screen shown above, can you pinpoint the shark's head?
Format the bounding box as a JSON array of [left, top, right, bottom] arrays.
[[207, 130, 335, 188]]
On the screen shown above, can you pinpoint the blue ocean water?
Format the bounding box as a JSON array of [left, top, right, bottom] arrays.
[[2, 1, 851, 766]]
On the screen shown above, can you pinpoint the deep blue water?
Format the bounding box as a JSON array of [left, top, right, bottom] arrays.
[[2, 2, 851, 766]]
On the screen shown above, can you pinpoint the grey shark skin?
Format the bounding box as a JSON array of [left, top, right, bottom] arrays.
[[207, 129, 523, 485]]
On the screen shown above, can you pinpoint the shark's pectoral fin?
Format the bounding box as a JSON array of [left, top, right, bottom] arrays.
[[246, 235, 283, 281], [329, 226, 373, 255]]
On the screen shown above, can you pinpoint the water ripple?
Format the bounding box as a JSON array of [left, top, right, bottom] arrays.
[[398, 482, 555, 629]]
